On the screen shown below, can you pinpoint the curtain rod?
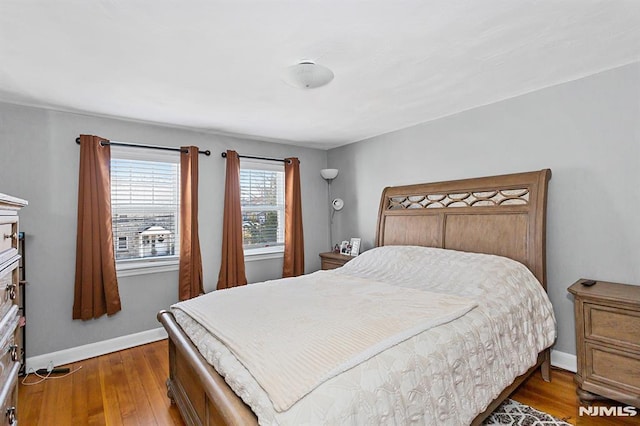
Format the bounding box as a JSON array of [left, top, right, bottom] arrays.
[[75, 137, 211, 156], [221, 151, 294, 164]]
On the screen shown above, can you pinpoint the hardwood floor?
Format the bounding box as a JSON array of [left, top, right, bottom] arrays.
[[19, 340, 184, 426], [513, 367, 640, 425], [19, 341, 639, 425]]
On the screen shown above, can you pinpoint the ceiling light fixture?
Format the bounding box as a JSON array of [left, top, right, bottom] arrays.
[[283, 60, 334, 89]]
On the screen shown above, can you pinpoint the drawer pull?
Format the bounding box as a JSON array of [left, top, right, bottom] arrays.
[[2, 233, 16, 240], [5, 406, 15, 425], [5, 284, 16, 301], [8, 345, 18, 362]]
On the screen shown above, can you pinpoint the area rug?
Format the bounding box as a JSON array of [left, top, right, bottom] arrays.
[[483, 399, 572, 425]]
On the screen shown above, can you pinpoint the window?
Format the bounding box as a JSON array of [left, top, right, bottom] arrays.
[[116, 236, 128, 251], [240, 160, 285, 257], [110, 146, 180, 275]]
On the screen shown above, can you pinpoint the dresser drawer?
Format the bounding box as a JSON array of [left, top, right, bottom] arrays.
[[0, 327, 18, 392], [585, 303, 640, 351], [0, 362, 18, 426], [0, 261, 18, 322], [0, 223, 16, 258], [0, 306, 19, 390], [585, 341, 640, 395]]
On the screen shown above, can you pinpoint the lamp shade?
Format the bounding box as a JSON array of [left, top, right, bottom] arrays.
[[320, 168, 339, 180], [283, 61, 334, 89]]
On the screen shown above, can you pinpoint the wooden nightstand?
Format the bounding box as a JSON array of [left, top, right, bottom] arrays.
[[319, 252, 353, 270], [568, 279, 640, 408]]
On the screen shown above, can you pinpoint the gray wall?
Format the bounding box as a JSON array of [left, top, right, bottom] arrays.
[[0, 103, 329, 357], [327, 62, 640, 355], [2, 62, 637, 359]]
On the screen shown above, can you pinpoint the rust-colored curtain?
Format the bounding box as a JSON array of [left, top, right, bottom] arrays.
[[283, 158, 304, 277], [73, 135, 122, 320], [217, 150, 247, 289], [179, 146, 204, 301]]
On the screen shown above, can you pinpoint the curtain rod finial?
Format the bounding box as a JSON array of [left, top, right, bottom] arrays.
[[221, 152, 227, 158], [75, 137, 81, 144]]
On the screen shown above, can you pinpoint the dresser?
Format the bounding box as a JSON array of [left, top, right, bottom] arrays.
[[568, 279, 640, 408], [0, 194, 27, 426], [319, 252, 354, 270]]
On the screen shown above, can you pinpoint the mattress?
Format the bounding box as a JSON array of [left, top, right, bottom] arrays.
[[172, 246, 557, 426]]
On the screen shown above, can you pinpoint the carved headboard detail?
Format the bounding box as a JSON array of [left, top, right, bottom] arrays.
[[376, 169, 551, 288]]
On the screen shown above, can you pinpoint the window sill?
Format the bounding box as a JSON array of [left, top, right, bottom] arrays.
[[244, 247, 284, 262], [116, 257, 179, 277]]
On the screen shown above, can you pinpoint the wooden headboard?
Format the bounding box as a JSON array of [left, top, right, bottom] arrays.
[[376, 169, 551, 289]]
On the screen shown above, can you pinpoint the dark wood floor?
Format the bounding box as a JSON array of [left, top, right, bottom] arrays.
[[19, 340, 640, 425]]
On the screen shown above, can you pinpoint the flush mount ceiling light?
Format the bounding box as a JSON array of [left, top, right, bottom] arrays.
[[283, 60, 334, 89]]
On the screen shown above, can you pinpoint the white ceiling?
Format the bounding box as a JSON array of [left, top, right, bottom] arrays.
[[1, 1, 639, 149]]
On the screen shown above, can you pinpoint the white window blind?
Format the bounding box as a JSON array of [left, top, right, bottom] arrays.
[[240, 160, 285, 251], [110, 147, 180, 262]]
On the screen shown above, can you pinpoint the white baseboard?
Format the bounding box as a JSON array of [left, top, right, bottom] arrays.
[[26, 328, 577, 376], [26, 327, 167, 372], [551, 349, 577, 373]]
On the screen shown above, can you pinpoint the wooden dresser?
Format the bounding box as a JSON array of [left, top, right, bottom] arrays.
[[0, 193, 27, 426], [568, 279, 640, 408], [319, 252, 354, 270]]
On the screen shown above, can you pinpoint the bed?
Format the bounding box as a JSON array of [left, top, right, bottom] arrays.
[[158, 168, 554, 426]]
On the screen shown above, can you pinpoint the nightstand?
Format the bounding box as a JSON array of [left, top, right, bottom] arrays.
[[319, 252, 353, 270], [568, 279, 640, 408]]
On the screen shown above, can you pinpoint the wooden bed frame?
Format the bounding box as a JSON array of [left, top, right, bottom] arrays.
[[158, 168, 552, 426]]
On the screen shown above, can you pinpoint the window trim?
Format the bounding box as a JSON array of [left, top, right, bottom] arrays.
[[110, 145, 181, 277], [116, 256, 180, 277], [244, 245, 284, 261]]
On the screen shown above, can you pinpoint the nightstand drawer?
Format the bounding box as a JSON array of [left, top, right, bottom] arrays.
[[319, 252, 353, 270], [322, 260, 344, 270], [586, 342, 640, 395], [585, 303, 640, 351]]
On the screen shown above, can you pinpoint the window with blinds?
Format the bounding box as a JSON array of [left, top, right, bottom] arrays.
[[240, 160, 285, 252], [110, 147, 180, 262]]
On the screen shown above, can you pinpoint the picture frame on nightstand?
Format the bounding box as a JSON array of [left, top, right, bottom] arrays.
[[349, 238, 361, 256], [339, 240, 350, 255]]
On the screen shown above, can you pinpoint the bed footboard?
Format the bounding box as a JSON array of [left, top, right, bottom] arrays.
[[157, 310, 258, 426]]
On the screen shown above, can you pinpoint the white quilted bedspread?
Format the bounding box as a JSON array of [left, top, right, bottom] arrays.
[[173, 272, 476, 412], [172, 246, 556, 426]]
